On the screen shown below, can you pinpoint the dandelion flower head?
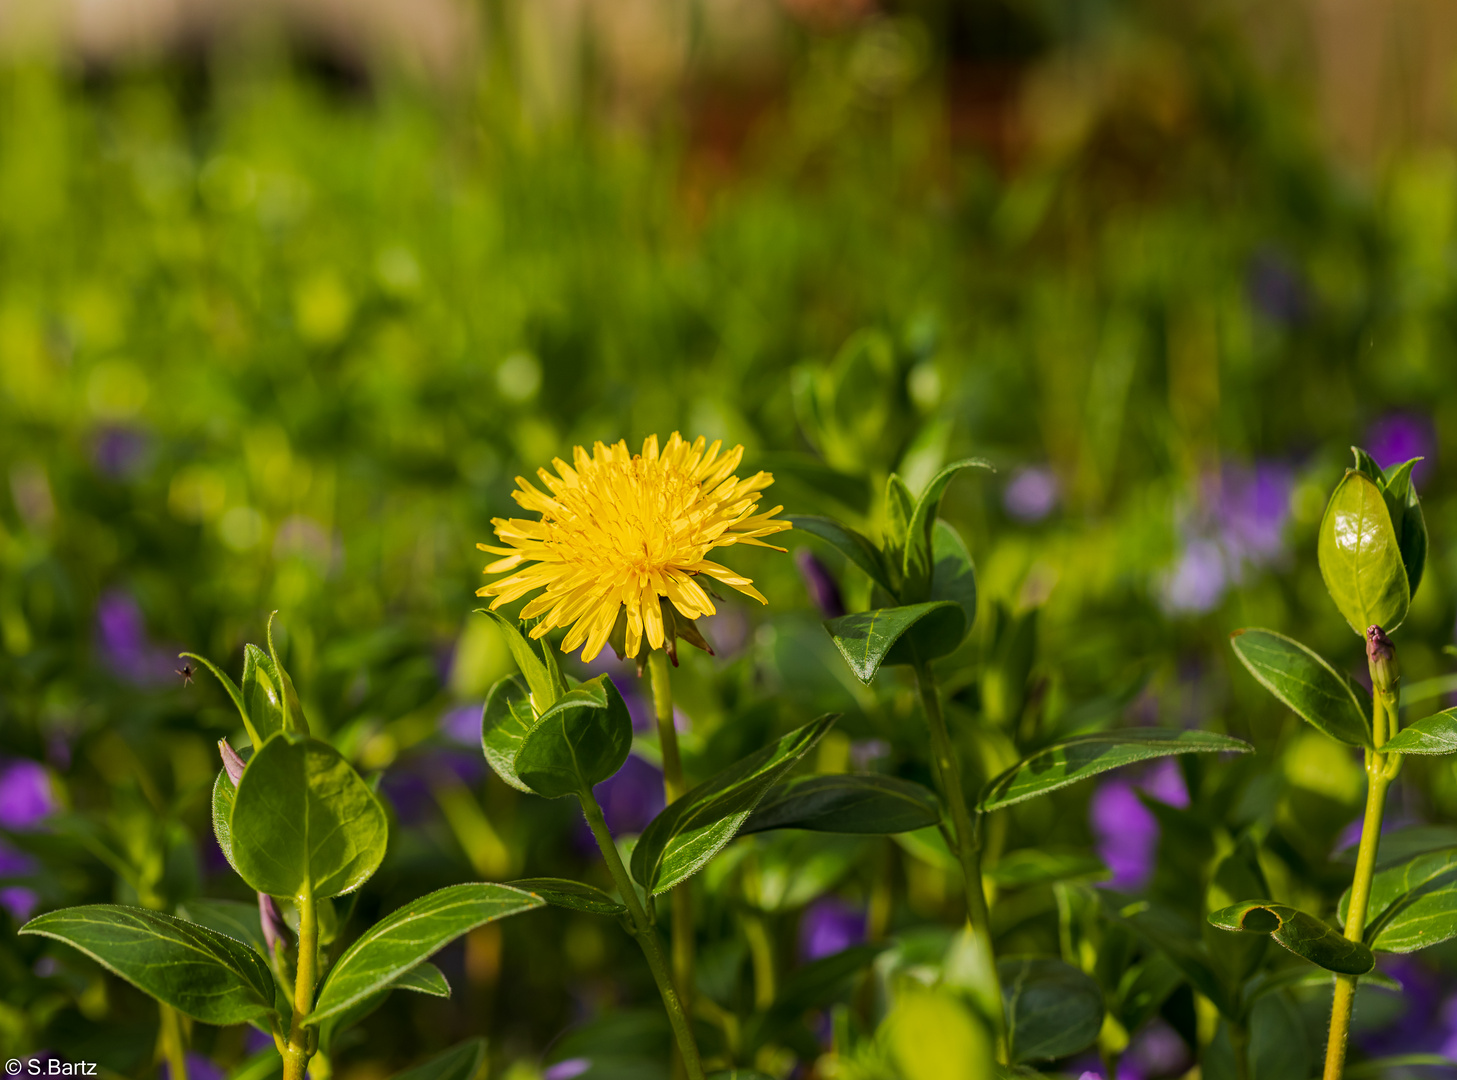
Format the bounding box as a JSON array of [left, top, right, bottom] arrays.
[[478, 433, 791, 662]]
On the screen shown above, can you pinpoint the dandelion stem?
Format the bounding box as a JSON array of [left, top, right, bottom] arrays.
[[648, 651, 695, 1031], [580, 788, 706, 1080], [914, 660, 1007, 1060]]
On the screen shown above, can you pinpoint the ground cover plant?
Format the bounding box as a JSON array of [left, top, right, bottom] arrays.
[[7, 3, 1457, 1080]]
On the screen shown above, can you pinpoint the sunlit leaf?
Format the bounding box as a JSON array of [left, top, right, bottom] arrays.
[[1382, 709, 1457, 755], [1317, 470, 1410, 636], [513, 675, 633, 799], [1208, 901, 1373, 974], [1342, 846, 1457, 953], [1229, 628, 1373, 748], [508, 878, 626, 917], [825, 602, 964, 683]]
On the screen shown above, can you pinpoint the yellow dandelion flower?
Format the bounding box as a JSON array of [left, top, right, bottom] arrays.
[[477, 433, 792, 663]]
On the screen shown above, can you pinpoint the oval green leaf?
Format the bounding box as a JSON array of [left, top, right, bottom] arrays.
[[508, 878, 626, 917], [1229, 628, 1372, 748], [901, 458, 992, 604], [631, 714, 838, 895], [999, 957, 1103, 1063], [389, 1038, 486, 1080], [513, 674, 633, 799], [19, 904, 276, 1026], [1318, 470, 1410, 636], [1342, 846, 1457, 953], [230, 733, 388, 900], [785, 514, 895, 594], [481, 675, 537, 794], [979, 729, 1251, 812], [242, 644, 287, 744], [317, 963, 452, 1055], [213, 766, 242, 876], [1208, 901, 1373, 974], [1382, 709, 1457, 755], [309, 883, 543, 1025], [741, 774, 941, 835], [825, 602, 965, 684]]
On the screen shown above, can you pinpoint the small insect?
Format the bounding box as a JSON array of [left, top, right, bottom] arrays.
[[176, 664, 193, 686]]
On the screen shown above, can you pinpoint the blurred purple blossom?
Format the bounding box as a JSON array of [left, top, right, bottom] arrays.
[[593, 754, 665, 836], [95, 590, 178, 685], [440, 702, 484, 745], [1367, 413, 1435, 487], [543, 1060, 591, 1080], [0, 887, 39, 923], [259, 893, 289, 954], [1124, 1018, 1191, 1078], [0, 759, 57, 830], [796, 550, 846, 619], [161, 1053, 224, 1080], [1160, 540, 1226, 615], [1357, 956, 1445, 1057], [1246, 249, 1309, 326], [1004, 466, 1059, 523], [1090, 762, 1188, 892], [798, 896, 866, 961], [91, 426, 152, 479], [850, 739, 890, 770], [243, 1028, 275, 1055]]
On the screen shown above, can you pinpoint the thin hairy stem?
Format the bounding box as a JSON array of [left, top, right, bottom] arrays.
[[648, 649, 696, 1051]]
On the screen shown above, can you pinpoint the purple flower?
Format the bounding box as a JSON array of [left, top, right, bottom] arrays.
[[593, 755, 665, 836], [543, 1060, 591, 1080], [1246, 249, 1308, 326], [0, 760, 57, 830], [161, 1053, 224, 1080], [796, 550, 846, 619], [0, 887, 39, 923], [798, 896, 866, 960], [1367, 413, 1436, 487], [92, 426, 151, 480], [1215, 464, 1292, 567], [1124, 1017, 1191, 1078], [243, 1028, 275, 1055], [440, 703, 484, 745], [95, 590, 176, 685], [1159, 539, 1226, 614], [1004, 467, 1059, 523], [1090, 764, 1186, 892]]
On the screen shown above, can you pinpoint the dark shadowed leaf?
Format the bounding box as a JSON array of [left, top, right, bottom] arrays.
[[901, 458, 992, 604], [1341, 1057, 1457, 1079], [230, 733, 388, 899], [1229, 629, 1372, 748], [513, 675, 633, 798], [785, 515, 894, 594], [1208, 902, 1372, 974], [1317, 470, 1410, 636], [746, 943, 888, 1053], [825, 602, 965, 683], [986, 849, 1107, 888], [20, 905, 276, 1026], [310, 884, 543, 1025], [177, 898, 265, 954], [1123, 903, 1234, 1018], [508, 878, 626, 917], [389, 1038, 486, 1080], [1342, 846, 1457, 953], [1380, 458, 1428, 598], [1382, 709, 1457, 755], [999, 957, 1103, 1063], [631, 715, 838, 894], [480, 675, 537, 794], [980, 730, 1251, 811], [741, 774, 941, 835]]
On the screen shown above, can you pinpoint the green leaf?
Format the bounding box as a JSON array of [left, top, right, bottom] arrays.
[[1383, 709, 1457, 755], [1340, 1056, 1457, 1080], [631, 714, 838, 895], [883, 474, 915, 580], [785, 514, 894, 594], [1351, 446, 1385, 484], [180, 652, 258, 747], [883, 987, 995, 1080], [902, 458, 992, 604], [230, 733, 388, 899], [389, 1038, 486, 1080], [265, 613, 308, 736], [1123, 903, 1234, 1018], [309, 883, 543, 1025], [1317, 469, 1410, 636], [740, 774, 941, 835], [241, 645, 287, 745], [825, 602, 965, 683], [1343, 846, 1457, 953], [394, 962, 450, 996], [213, 765, 242, 877], [19, 904, 276, 1026], [1229, 629, 1373, 748], [513, 674, 633, 798], [1380, 457, 1428, 598], [177, 898, 265, 954], [317, 964, 452, 1055], [985, 849, 1107, 888], [747, 943, 888, 1052], [1208, 902, 1373, 974], [999, 957, 1103, 1063], [928, 519, 977, 636], [979, 729, 1252, 812], [480, 675, 537, 794], [507, 878, 626, 917], [475, 608, 566, 710]]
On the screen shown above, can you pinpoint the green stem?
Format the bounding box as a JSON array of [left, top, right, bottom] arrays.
[[283, 891, 318, 1080], [581, 788, 706, 1080], [741, 912, 776, 1011], [648, 650, 696, 1036], [913, 662, 1007, 1058], [1322, 685, 1399, 1080], [1231, 1020, 1252, 1080], [158, 1003, 188, 1080]]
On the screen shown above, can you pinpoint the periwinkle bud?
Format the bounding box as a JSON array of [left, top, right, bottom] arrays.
[[1366, 625, 1399, 696], [218, 738, 246, 786], [258, 892, 290, 953]]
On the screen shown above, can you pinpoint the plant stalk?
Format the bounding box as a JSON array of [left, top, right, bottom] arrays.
[[1231, 1020, 1252, 1080], [1322, 677, 1399, 1080], [158, 1004, 188, 1080], [283, 891, 319, 1080], [581, 788, 706, 1080], [648, 650, 696, 1030], [913, 661, 1007, 1057]]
